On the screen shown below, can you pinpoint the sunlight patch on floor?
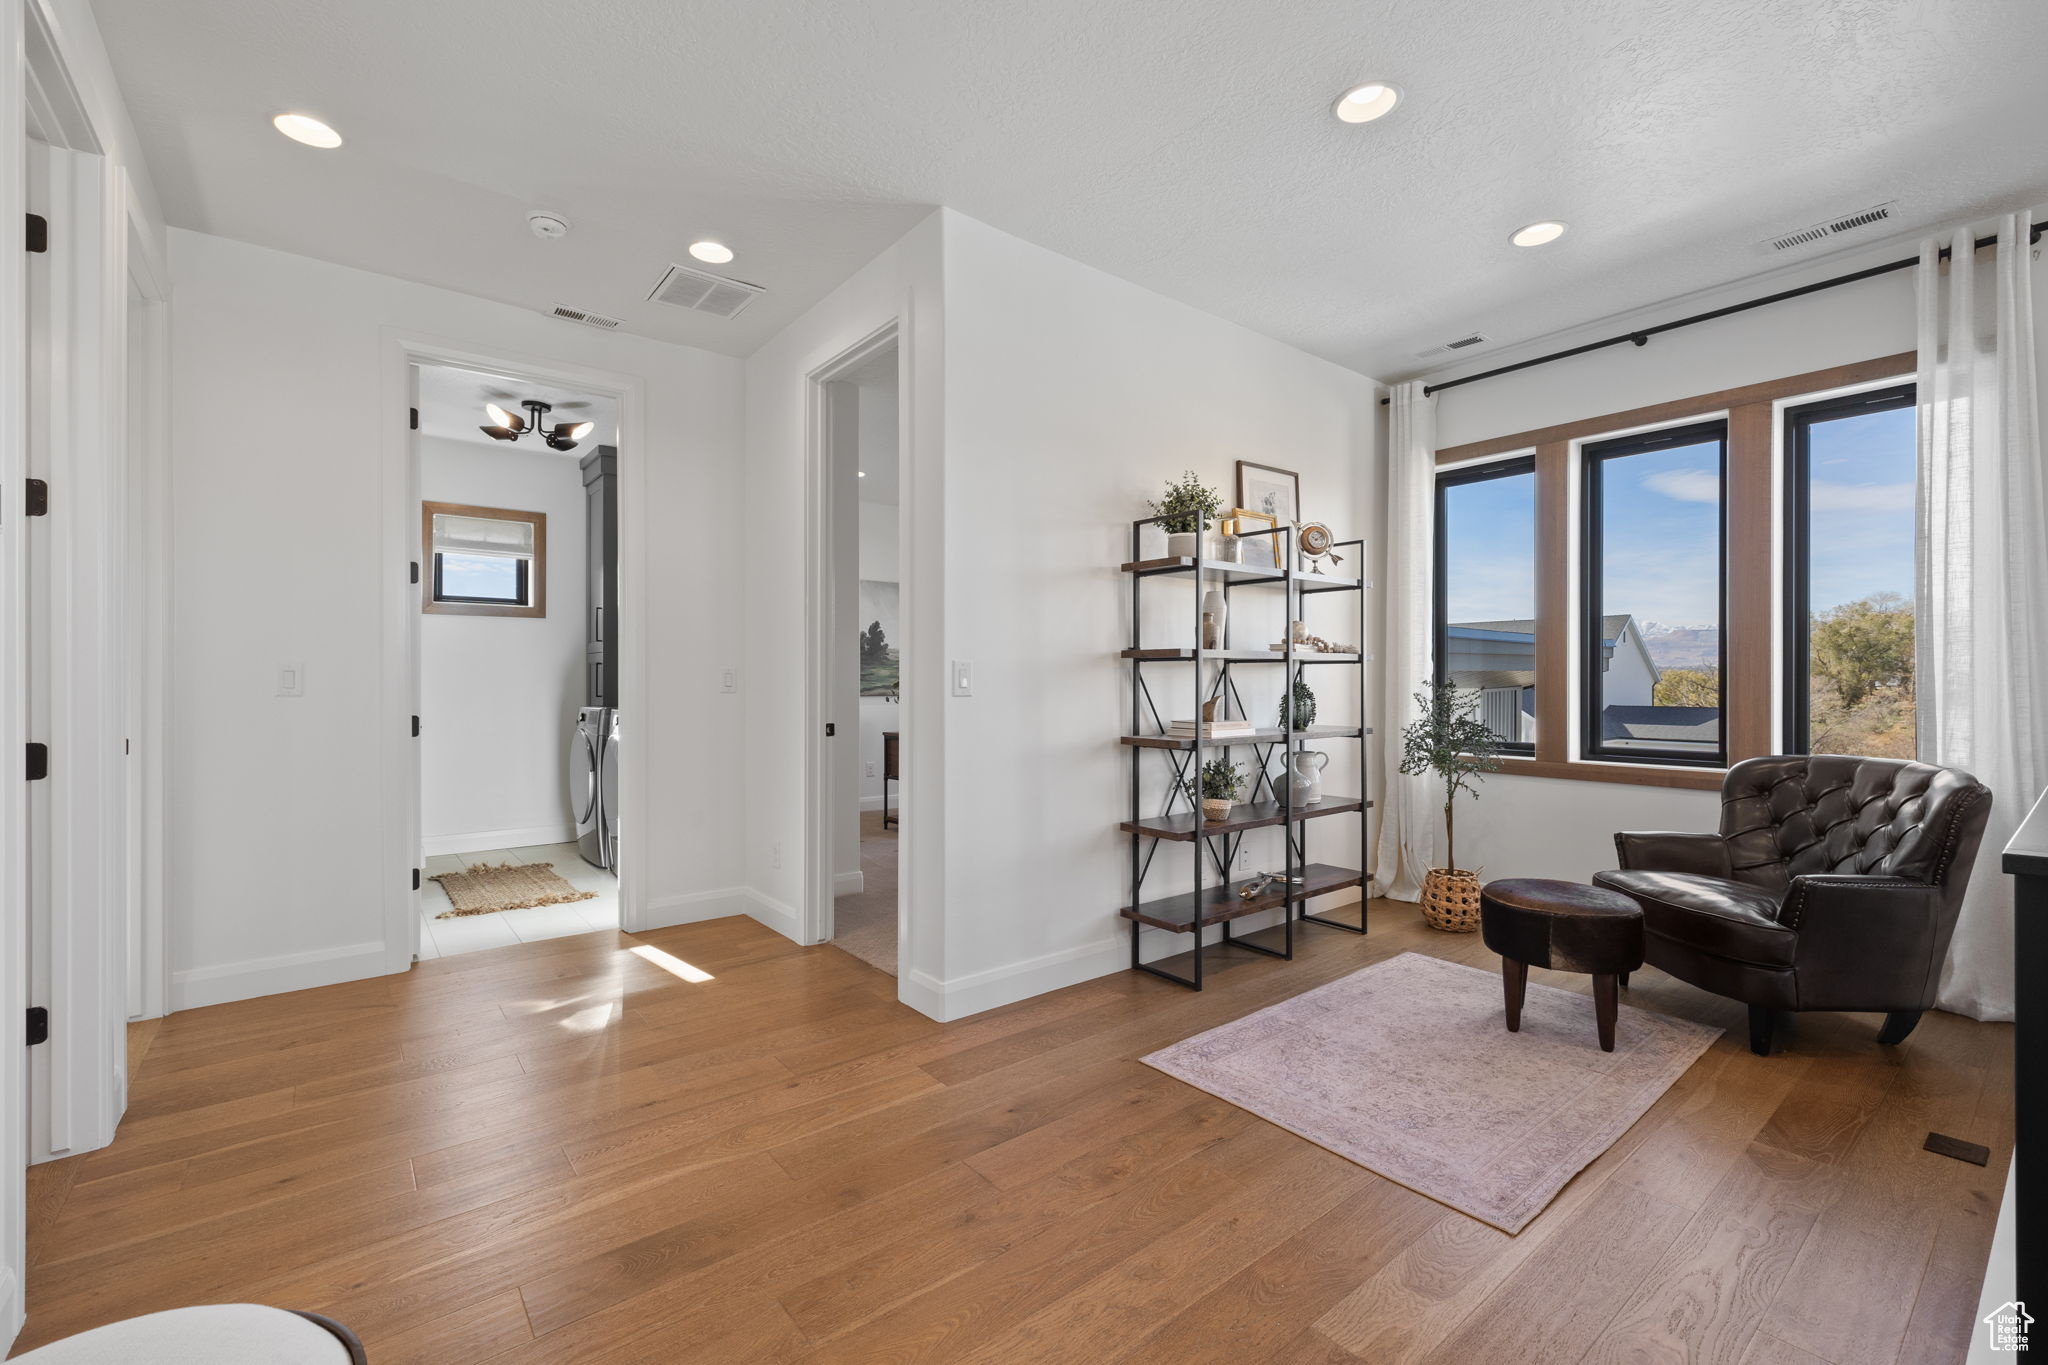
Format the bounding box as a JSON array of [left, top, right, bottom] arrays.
[[630, 944, 715, 983]]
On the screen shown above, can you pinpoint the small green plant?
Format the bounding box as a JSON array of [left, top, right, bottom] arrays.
[[1396, 677, 1503, 872], [1182, 755, 1245, 805], [1148, 471, 1224, 535], [1278, 674, 1317, 731]]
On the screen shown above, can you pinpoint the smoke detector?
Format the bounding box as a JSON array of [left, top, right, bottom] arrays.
[[647, 262, 765, 319], [527, 210, 571, 241], [1759, 201, 1896, 253]]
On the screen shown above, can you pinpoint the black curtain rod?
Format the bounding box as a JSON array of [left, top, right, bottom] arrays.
[[1382, 222, 2047, 404]]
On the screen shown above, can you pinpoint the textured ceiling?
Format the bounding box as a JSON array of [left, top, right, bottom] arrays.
[[95, 0, 2048, 376]]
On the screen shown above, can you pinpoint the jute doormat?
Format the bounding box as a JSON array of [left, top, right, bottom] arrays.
[[429, 861, 597, 918]]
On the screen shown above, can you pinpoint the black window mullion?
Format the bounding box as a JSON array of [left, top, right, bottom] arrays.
[[1434, 455, 1537, 755]]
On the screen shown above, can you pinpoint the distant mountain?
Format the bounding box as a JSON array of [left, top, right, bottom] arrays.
[[1638, 621, 1720, 671]]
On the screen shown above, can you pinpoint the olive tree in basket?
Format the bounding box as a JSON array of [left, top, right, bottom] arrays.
[[1397, 677, 1502, 931]]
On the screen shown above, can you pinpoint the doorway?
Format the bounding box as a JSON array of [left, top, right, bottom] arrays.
[[410, 362, 623, 958], [817, 335, 904, 975]]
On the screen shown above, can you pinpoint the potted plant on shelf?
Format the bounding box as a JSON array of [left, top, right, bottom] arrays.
[[1278, 674, 1317, 731], [1184, 755, 1246, 823], [1149, 471, 1225, 560], [1397, 677, 1503, 932]]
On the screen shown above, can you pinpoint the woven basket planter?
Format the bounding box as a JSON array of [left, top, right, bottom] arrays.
[[1421, 868, 1483, 933]]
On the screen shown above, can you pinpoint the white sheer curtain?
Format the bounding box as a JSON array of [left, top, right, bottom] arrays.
[[1916, 212, 2046, 1022], [1371, 380, 1441, 902]]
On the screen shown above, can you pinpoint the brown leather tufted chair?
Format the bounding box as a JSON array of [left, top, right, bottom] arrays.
[[1593, 755, 1992, 1056]]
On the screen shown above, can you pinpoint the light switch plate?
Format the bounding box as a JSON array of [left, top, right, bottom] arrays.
[[277, 662, 305, 697], [721, 668, 738, 693], [952, 660, 973, 697]]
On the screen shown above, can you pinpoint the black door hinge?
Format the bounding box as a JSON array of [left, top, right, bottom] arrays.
[[25, 479, 47, 516], [25, 1007, 47, 1046], [410, 560, 420, 585], [411, 715, 421, 737], [412, 868, 422, 891], [25, 214, 47, 254], [25, 743, 47, 781], [409, 407, 420, 431]]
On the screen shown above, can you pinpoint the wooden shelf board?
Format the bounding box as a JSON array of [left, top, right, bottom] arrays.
[[1121, 648, 1361, 663], [1121, 725, 1368, 750], [1120, 796, 1368, 842], [1118, 557, 1362, 592], [1120, 863, 1364, 931]]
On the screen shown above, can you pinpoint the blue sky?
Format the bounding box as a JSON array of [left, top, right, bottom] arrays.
[[1444, 406, 1916, 628]]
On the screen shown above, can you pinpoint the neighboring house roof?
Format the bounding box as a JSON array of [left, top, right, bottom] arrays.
[[1450, 669, 1536, 690], [1453, 615, 1633, 643], [1601, 706, 1719, 743]]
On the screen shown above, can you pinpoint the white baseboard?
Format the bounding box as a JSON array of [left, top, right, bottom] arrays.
[[170, 939, 393, 1012], [637, 886, 753, 931], [908, 906, 1295, 1022], [833, 871, 865, 897], [746, 888, 806, 943], [858, 794, 889, 811], [423, 823, 578, 857]]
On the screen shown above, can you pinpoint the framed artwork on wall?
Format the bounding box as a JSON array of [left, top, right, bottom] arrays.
[[1236, 460, 1301, 530]]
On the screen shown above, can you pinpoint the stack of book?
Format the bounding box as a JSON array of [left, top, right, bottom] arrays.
[[1165, 717, 1256, 740]]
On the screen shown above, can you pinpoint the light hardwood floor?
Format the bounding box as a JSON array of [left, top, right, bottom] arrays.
[[15, 901, 2010, 1363]]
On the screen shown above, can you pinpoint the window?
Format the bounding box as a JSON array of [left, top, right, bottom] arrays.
[[422, 501, 547, 618], [1581, 420, 1726, 765], [1784, 384, 1916, 757], [1435, 457, 1538, 752]]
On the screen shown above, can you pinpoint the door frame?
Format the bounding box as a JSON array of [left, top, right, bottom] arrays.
[[802, 323, 902, 958], [380, 334, 651, 960]]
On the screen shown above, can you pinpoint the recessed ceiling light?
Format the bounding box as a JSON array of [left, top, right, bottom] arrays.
[[272, 113, 343, 149], [1333, 82, 1401, 124], [1511, 221, 1568, 247], [857, 471, 866, 477], [689, 241, 735, 264]]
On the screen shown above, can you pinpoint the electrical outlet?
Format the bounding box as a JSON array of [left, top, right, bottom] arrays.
[[771, 841, 782, 870], [866, 762, 876, 778], [276, 662, 305, 698]]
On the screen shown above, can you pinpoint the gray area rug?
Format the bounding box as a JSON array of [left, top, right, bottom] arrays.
[[1142, 951, 1720, 1232]]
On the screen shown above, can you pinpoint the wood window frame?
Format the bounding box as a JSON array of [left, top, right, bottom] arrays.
[[1434, 455, 1539, 755], [1431, 350, 1914, 791], [422, 500, 548, 618]]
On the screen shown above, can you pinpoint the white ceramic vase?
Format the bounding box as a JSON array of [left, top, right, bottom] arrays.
[[1166, 531, 1199, 559], [1288, 749, 1329, 805], [1200, 589, 1227, 649]]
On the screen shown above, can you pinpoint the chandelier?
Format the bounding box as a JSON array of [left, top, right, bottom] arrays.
[[480, 399, 595, 452]]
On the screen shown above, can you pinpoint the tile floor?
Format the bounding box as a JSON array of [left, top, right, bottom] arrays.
[[416, 841, 619, 959]]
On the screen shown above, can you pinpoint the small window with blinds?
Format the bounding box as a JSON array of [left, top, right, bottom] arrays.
[[422, 501, 547, 617]]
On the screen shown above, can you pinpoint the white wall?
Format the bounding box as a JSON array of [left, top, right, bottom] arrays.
[[932, 212, 1383, 1014], [743, 213, 946, 981], [418, 436, 587, 854], [166, 229, 746, 1009]]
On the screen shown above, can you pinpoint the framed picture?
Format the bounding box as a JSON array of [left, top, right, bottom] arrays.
[[858, 579, 900, 697], [1225, 508, 1280, 568], [1236, 460, 1301, 530]]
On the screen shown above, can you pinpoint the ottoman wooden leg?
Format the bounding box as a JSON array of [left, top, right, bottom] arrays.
[[1593, 974, 1618, 1052], [1502, 958, 1528, 1032]]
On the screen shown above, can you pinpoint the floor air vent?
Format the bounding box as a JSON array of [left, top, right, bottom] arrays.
[[1762, 201, 1897, 252], [648, 264, 765, 319], [550, 304, 622, 330]]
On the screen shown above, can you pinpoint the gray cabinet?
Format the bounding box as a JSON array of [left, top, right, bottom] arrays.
[[580, 445, 618, 706]]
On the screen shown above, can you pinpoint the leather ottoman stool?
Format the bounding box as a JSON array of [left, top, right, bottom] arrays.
[[1479, 878, 1645, 1052]]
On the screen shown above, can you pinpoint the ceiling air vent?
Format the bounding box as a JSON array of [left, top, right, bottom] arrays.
[[1761, 201, 1897, 252], [647, 263, 765, 319], [1412, 332, 1488, 360], [549, 303, 622, 330]]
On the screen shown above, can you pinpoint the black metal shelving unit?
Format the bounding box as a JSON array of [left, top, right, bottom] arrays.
[[1121, 512, 1371, 989]]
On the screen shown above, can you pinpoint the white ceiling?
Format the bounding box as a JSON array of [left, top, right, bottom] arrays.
[[415, 362, 617, 454], [96, 0, 2048, 378]]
